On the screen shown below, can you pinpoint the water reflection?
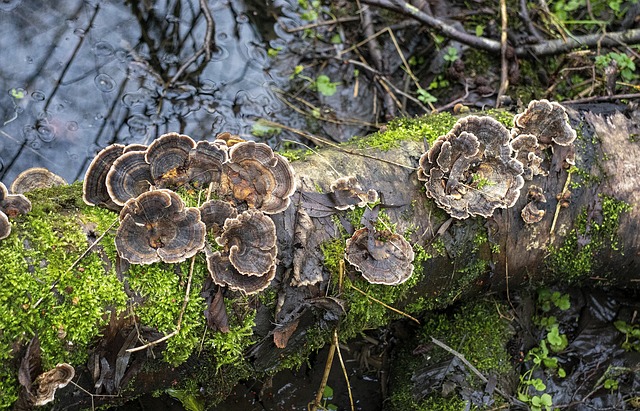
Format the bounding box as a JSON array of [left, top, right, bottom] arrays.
[[0, 0, 292, 186]]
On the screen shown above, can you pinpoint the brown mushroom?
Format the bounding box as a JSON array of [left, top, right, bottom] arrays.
[[0, 211, 10, 240], [123, 143, 147, 153], [216, 209, 277, 276], [0, 193, 31, 218], [512, 99, 576, 146], [521, 185, 547, 224], [345, 227, 415, 285], [418, 116, 525, 219], [199, 199, 238, 235], [145, 132, 195, 188], [223, 141, 296, 214], [116, 190, 206, 264], [214, 131, 245, 147], [188, 141, 228, 188], [510, 134, 547, 181], [329, 176, 379, 210], [206, 249, 276, 294], [106, 151, 154, 206], [11, 167, 67, 194], [83, 144, 125, 210], [33, 363, 75, 406]]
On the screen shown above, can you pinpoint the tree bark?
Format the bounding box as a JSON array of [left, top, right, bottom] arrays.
[[5, 105, 640, 410]]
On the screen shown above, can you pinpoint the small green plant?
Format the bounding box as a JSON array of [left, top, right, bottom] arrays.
[[290, 66, 340, 96], [538, 288, 571, 312], [166, 388, 205, 411], [518, 372, 554, 411], [443, 46, 459, 63], [603, 378, 619, 391], [614, 320, 640, 351], [471, 173, 496, 190], [417, 87, 437, 104], [320, 385, 338, 411], [595, 52, 638, 82]]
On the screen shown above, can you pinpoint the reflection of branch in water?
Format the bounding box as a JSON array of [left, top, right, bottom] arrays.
[[170, 0, 216, 85]]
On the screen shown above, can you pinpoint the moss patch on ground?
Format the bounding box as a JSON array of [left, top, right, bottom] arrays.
[[387, 299, 514, 411]]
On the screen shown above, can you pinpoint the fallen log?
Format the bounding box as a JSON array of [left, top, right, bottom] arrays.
[[1, 103, 638, 409]]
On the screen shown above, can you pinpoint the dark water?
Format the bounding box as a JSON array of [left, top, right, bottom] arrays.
[[0, 0, 307, 187]]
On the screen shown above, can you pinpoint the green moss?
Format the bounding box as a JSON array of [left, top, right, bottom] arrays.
[[280, 148, 313, 162], [23, 181, 86, 213], [387, 299, 514, 411], [548, 194, 632, 280], [0, 199, 127, 409], [348, 112, 457, 151]]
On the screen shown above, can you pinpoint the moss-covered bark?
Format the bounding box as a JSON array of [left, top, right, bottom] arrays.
[[1, 106, 638, 409]]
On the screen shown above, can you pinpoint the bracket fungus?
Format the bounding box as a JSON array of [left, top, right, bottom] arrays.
[[33, 363, 75, 406], [11, 167, 67, 194], [216, 209, 277, 276], [83, 144, 125, 210], [521, 185, 547, 224], [188, 141, 228, 188], [224, 141, 296, 214], [206, 249, 276, 294], [116, 189, 206, 264], [145, 132, 195, 188], [0, 182, 31, 239], [418, 116, 525, 219], [512, 99, 577, 146], [106, 151, 154, 206], [329, 176, 378, 210], [199, 199, 238, 235], [345, 227, 415, 285], [510, 133, 547, 181]]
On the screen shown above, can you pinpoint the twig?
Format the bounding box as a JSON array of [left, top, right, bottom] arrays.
[[349, 284, 420, 324], [496, 0, 509, 107], [516, 28, 640, 57], [258, 120, 417, 170], [519, 0, 543, 41], [563, 92, 640, 104], [430, 336, 511, 400], [69, 380, 121, 411], [549, 168, 573, 244], [286, 16, 360, 33], [333, 330, 354, 411], [310, 339, 337, 411], [361, 0, 502, 53]]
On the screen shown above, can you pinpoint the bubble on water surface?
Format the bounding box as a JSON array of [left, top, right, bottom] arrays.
[[37, 123, 56, 143], [93, 41, 115, 57], [31, 90, 46, 101], [73, 28, 86, 37], [0, 0, 22, 12], [210, 45, 229, 62], [94, 73, 116, 92], [67, 121, 79, 131]]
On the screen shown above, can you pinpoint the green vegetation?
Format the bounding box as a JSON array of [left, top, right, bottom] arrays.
[[548, 194, 632, 280], [349, 111, 457, 151], [387, 299, 513, 410], [614, 320, 640, 352]]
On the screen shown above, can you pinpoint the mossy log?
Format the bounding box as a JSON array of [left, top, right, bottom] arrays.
[[1, 105, 639, 410]]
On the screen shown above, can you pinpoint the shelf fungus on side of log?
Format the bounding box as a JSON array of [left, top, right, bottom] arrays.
[[223, 141, 296, 214], [83, 143, 126, 210], [33, 363, 75, 406], [216, 209, 277, 276], [106, 151, 154, 206], [521, 185, 547, 224], [345, 227, 415, 285], [11, 167, 67, 194], [205, 248, 277, 294], [115, 189, 206, 264], [0, 181, 32, 240], [418, 115, 525, 219], [512, 99, 577, 146], [145, 132, 196, 188]]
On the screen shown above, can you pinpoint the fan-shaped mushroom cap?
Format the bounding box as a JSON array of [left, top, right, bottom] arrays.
[[0, 211, 11, 240], [521, 184, 547, 224], [83, 144, 125, 209], [199, 199, 237, 234], [123, 143, 148, 153], [206, 249, 276, 294], [0, 182, 7, 200], [106, 151, 154, 206], [329, 176, 379, 210], [345, 227, 415, 285], [145, 132, 195, 188], [510, 134, 546, 180], [512, 99, 576, 146], [216, 209, 277, 276], [214, 132, 245, 147], [116, 190, 206, 264], [224, 141, 296, 214], [0, 193, 31, 217], [33, 363, 75, 406], [11, 167, 67, 194], [418, 116, 525, 219], [188, 141, 228, 188]]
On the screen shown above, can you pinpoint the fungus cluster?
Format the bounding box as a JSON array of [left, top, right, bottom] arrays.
[[0, 182, 32, 240], [418, 100, 576, 219], [345, 227, 415, 285], [84, 132, 296, 294], [32, 363, 75, 406]]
